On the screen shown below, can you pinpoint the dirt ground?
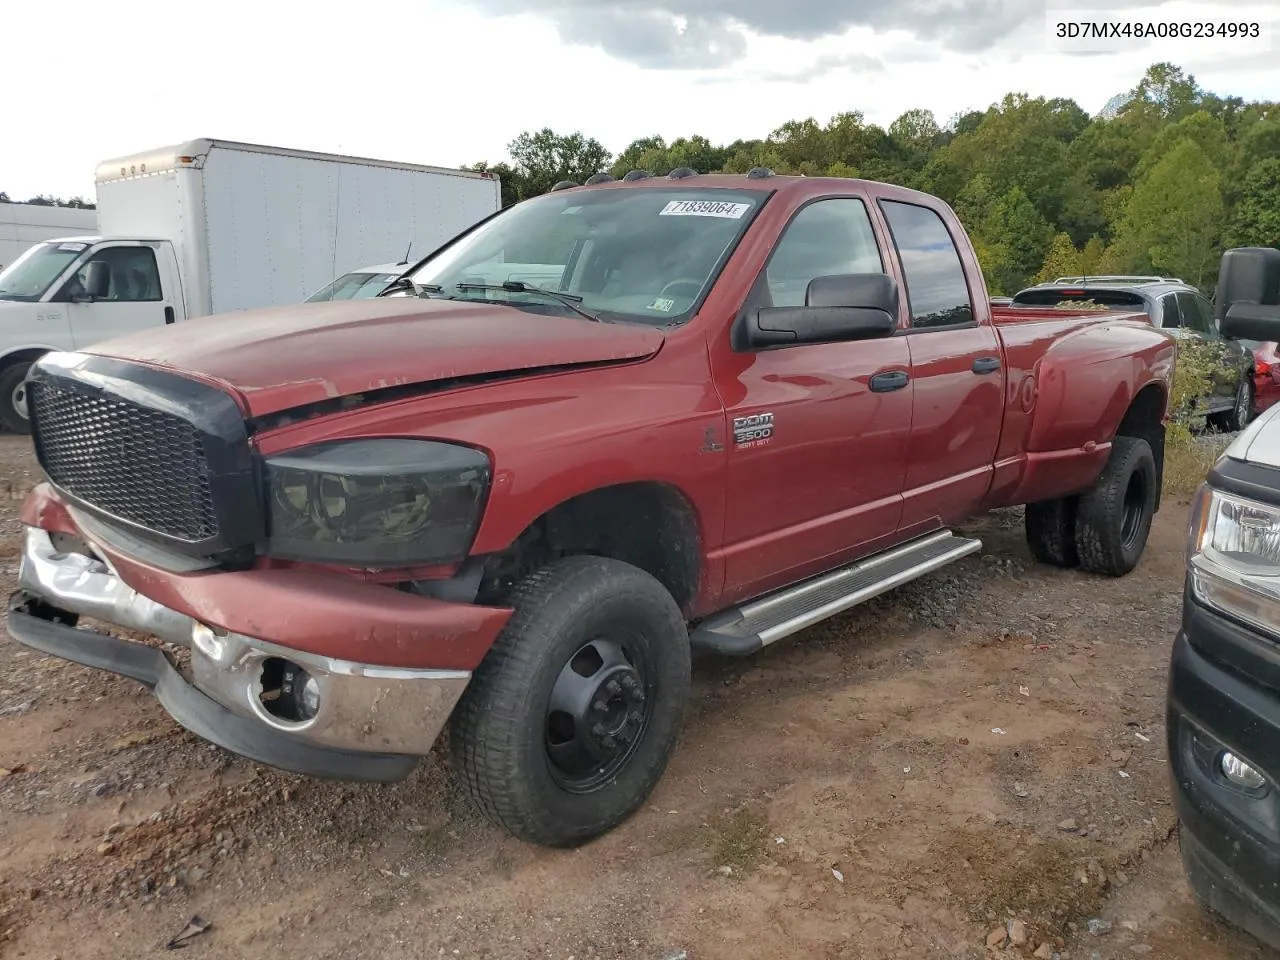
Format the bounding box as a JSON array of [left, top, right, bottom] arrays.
[[0, 432, 1274, 960]]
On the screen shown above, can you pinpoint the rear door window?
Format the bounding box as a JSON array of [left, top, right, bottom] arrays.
[[1159, 293, 1183, 330], [879, 200, 974, 330]]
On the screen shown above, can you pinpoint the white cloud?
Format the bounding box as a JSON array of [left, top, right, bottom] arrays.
[[1, 0, 1276, 200]]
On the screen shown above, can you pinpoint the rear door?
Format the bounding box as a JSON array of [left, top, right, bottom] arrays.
[[877, 199, 1006, 531]]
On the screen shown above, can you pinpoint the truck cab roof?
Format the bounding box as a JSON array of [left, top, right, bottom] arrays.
[[553, 169, 947, 208]]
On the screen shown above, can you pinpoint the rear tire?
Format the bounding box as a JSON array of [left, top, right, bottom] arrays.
[[1073, 436, 1157, 577], [449, 555, 691, 847], [1025, 497, 1079, 568], [0, 362, 33, 435]]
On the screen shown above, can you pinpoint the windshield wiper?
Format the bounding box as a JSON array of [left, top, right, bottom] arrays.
[[454, 281, 601, 322], [376, 276, 444, 297]]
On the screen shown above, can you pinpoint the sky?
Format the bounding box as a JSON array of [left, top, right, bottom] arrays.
[[3, 0, 1277, 201]]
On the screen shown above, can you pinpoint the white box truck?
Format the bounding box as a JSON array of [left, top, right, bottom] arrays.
[[0, 203, 98, 272], [0, 138, 501, 432]]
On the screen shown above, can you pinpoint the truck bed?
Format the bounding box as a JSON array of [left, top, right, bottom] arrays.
[[990, 303, 1152, 326]]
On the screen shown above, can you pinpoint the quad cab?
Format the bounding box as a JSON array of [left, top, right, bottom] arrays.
[[7, 169, 1175, 847]]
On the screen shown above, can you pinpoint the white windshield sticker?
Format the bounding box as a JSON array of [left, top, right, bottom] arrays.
[[646, 297, 676, 312], [659, 200, 750, 219], [56, 242, 88, 252]]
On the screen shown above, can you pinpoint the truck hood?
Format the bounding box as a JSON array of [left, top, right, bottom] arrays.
[[83, 297, 666, 416]]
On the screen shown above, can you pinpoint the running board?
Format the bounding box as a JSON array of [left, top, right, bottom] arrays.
[[690, 530, 983, 657]]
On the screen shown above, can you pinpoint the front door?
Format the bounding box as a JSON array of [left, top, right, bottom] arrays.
[[876, 199, 1006, 531], [55, 243, 172, 350], [711, 195, 914, 603]]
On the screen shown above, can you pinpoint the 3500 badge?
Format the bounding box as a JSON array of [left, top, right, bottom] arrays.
[[733, 412, 774, 447]]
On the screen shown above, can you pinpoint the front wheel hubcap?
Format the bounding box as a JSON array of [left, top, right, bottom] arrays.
[[545, 638, 650, 793], [12, 382, 27, 420]]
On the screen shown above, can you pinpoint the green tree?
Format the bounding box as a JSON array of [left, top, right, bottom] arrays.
[[506, 128, 611, 198], [1068, 117, 1143, 192], [1114, 139, 1224, 286], [1035, 232, 1082, 283], [1230, 158, 1280, 248], [889, 108, 941, 154], [1124, 62, 1204, 125], [980, 186, 1054, 294], [1134, 110, 1232, 180], [1078, 236, 1107, 274]]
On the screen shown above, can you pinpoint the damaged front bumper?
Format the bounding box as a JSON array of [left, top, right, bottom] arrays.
[[7, 525, 478, 782]]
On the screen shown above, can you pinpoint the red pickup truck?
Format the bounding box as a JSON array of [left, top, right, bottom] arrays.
[[7, 170, 1176, 847]]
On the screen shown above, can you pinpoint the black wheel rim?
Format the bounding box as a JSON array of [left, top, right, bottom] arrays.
[[544, 637, 654, 794], [1120, 469, 1148, 549]]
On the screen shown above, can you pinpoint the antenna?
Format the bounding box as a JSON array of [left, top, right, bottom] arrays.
[[399, 239, 413, 266]]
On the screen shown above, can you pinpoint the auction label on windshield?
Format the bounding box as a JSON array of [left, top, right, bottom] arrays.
[[659, 200, 751, 219]]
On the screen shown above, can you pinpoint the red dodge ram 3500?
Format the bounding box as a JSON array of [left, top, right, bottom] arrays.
[[7, 170, 1176, 847]]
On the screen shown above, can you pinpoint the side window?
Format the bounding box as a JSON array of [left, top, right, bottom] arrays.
[[879, 200, 974, 329], [763, 198, 884, 308], [1159, 293, 1183, 329], [1176, 292, 1217, 337], [60, 246, 162, 303]]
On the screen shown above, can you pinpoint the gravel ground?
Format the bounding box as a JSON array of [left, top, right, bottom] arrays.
[[0, 432, 1273, 960]]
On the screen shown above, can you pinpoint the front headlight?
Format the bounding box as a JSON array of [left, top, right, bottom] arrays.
[[1188, 484, 1280, 635], [263, 439, 491, 567]]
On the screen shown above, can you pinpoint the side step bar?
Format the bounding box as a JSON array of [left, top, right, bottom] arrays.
[[690, 530, 983, 656]]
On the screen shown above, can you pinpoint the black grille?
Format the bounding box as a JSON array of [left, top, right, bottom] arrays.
[[29, 380, 220, 542]]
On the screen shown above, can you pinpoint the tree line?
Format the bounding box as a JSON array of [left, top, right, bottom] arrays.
[[464, 62, 1279, 296], [0, 193, 96, 209]]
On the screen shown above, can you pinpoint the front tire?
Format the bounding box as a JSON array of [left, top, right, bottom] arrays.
[[450, 556, 691, 847], [1073, 436, 1158, 577], [0, 362, 33, 435]]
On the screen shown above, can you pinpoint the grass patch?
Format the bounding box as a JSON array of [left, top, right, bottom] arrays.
[[707, 806, 771, 873], [1164, 424, 1231, 499]]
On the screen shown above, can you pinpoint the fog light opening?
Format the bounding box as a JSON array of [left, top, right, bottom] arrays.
[[1220, 751, 1268, 791], [257, 657, 321, 723]]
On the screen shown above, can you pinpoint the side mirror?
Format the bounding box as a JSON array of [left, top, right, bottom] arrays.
[[1217, 246, 1280, 341], [82, 260, 111, 301], [744, 273, 899, 349]]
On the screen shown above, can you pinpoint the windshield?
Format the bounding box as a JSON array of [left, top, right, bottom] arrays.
[[305, 270, 402, 302], [0, 241, 89, 302], [406, 187, 767, 324]]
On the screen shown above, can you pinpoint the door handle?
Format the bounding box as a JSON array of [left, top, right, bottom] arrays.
[[972, 356, 1001, 374], [869, 370, 910, 393], [164, 306, 175, 325]]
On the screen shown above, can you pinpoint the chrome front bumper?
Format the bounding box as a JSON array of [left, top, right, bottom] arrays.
[[9, 527, 472, 781]]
